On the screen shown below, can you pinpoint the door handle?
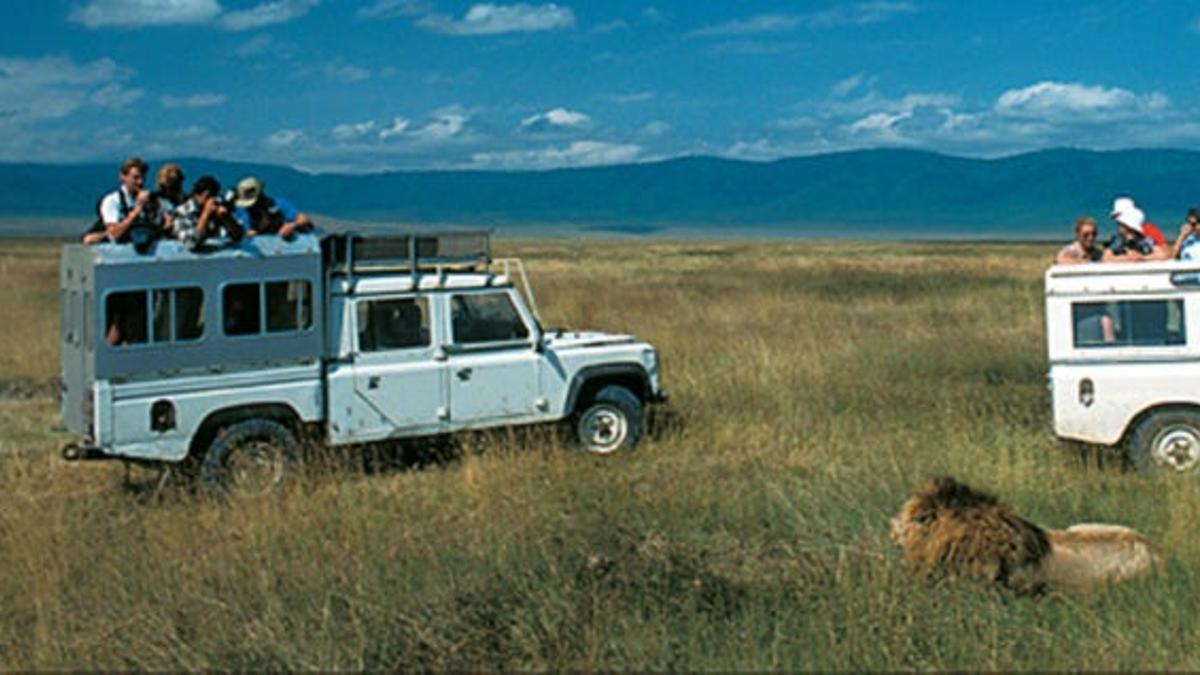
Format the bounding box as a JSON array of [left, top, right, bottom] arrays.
[[367, 376, 381, 390], [456, 367, 473, 382]]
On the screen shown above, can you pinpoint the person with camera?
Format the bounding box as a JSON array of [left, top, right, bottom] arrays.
[[230, 176, 314, 240], [171, 175, 242, 248], [1102, 207, 1167, 262], [1171, 208, 1200, 261], [87, 156, 160, 245]]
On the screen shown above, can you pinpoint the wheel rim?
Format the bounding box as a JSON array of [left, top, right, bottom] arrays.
[[578, 405, 629, 454], [225, 437, 286, 496], [1151, 425, 1200, 473]]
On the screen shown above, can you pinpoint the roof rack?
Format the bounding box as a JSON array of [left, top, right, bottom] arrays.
[[324, 231, 491, 275]]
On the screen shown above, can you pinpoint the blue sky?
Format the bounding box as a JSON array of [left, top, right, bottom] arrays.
[[2, 0, 1199, 172]]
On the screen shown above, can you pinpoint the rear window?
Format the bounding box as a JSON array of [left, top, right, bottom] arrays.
[[1072, 299, 1185, 348]]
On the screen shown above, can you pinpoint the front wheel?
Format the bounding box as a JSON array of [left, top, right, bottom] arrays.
[[200, 418, 298, 497], [573, 385, 644, 455], [1127, 409, 1200, 476]]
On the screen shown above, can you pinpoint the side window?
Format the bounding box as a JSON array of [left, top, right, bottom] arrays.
[[266, 280, 312, 333], [1073, 300, 1185, 348], [107, 287, 203, 347], [357, 297, 430, 352], [451, 292, 529, 344], [106, 291, 148, 346], [223, 283, 261, 336], [225, 280, 312, 337]]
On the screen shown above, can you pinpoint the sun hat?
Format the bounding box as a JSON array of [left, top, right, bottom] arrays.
[[1110, 196, 1136, 219], [234, 177, 264, 208], [1115, 207, 1146, 234]]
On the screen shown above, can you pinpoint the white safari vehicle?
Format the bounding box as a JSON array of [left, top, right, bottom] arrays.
[[59, 230, 666, 494], [1046, 260, 1200, 474]]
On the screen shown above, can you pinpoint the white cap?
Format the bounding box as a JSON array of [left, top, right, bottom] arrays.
[[1110, 196, 1136, 218], [1115, 207, 1146, 234]]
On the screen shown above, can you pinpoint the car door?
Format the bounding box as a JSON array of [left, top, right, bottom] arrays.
[[445, 290, 544, 425], [351, 294, 448, 434]]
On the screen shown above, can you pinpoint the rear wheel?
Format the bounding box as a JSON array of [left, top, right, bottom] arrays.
[[1127, 409, 1200, 476], [200, 418, 298, 497], [573, 385, 643, 455]]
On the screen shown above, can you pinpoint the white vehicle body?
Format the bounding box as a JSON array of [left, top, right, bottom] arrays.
[[1046, 260, 1200, 471], [60, 231, 666, 492]]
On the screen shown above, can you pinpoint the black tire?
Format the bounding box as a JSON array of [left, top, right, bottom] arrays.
[[1126, 408, 1200, 476], [573, 385, 643, 454], [200, 418, 298, 497]]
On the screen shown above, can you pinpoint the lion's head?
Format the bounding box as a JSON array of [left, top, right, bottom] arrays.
[[890, 476, 1052, 593]]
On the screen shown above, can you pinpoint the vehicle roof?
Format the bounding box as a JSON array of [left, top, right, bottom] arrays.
[[71, 233, 321, 266], [1046, 260, 1200, 295]]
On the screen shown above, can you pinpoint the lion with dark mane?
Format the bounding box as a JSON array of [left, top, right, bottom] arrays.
[[889, 476, 1160, 594]]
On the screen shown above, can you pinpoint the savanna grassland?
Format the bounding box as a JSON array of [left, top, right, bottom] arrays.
[[2, 236, 1198, 671]]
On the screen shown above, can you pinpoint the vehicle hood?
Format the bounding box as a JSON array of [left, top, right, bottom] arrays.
[[542, 330, 637, 350]]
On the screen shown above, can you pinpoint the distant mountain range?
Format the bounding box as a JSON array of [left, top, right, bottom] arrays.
[[2, 148, 1198, 238]]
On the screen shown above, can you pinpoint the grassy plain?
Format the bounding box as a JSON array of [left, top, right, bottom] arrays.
[[0, 237, 1196, 670]]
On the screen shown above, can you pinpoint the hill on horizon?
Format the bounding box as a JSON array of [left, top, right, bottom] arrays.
[[2, 148, 1198, 238]]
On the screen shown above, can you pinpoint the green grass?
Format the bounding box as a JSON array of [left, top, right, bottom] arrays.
[[0, 238, 1194, 670]]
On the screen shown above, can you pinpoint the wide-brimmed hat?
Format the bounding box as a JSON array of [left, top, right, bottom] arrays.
[[1115, 207, 1146, 234], [234, 177, 264, 208], [1110, 196, 1137, 219]]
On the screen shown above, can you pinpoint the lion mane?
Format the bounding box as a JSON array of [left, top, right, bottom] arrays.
[[889, 476, 1160, 594]]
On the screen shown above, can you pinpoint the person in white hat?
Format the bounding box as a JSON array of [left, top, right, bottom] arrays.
[[1102, 206, 1168, 261], [1110, 195, 1167, 248]]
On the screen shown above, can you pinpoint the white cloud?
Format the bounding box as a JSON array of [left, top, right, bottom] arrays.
[[995, 81, 1167, 121], [602, 91, 656, 104], [333, 120, 377, 141], [521, 107, 591, 130], [472, 140, 642, 169], [69, 0, 221, 29], [160, 92, 226, 108], [355, 0, 427, 20], [691, 2, 916, 36], [218, 0, 318, 31], [690, 13, 801, 37], [324, 63, 371, 83], [640, 120, 671, 137], [418, 3, 575, 35], [234, 34, 274, 56], [264, 128, 305, 148], [410, 110, 469, 141], [832, 73, 865, 97], [90, 83, 145, 109], [591, 19, 629, 34], [0, 56, 136, 126], [378, 117, 410, 139]]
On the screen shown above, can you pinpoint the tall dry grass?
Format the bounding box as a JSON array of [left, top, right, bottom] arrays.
[[0, 237, 1195, 670]]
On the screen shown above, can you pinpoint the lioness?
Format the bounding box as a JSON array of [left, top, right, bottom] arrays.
[[889, 476, 1160, 594]]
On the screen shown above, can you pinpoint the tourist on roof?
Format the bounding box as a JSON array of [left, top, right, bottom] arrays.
[[1171, 208, 1200, 261], [1055, 216, 1102, 265], [1102, 207, 1168, 262], [1110, 196, 1168, 250], [231, 177, 314, 240], [86, 156, 167, 247]]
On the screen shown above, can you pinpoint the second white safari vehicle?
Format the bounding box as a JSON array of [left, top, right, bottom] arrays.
[[1046, 260, 1200, 474]]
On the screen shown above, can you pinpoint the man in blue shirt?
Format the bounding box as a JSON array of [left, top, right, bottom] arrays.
[[231, 176, 314, 239]]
